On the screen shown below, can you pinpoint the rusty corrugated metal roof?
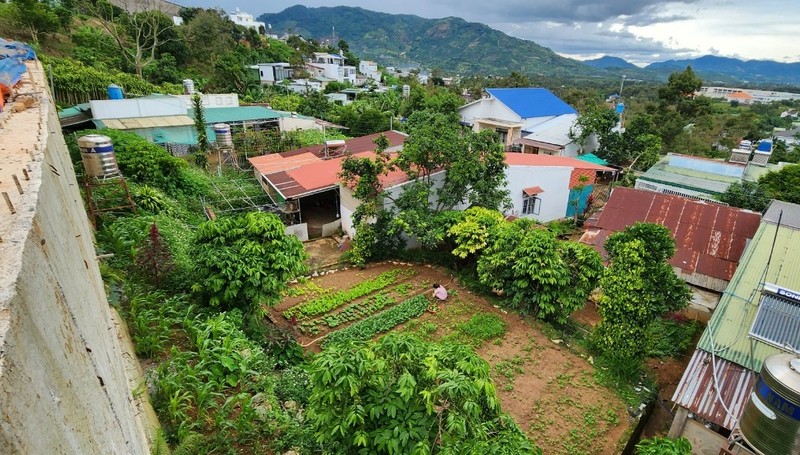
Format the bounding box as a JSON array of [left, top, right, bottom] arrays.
[[583, 187, 760, 285], [672, 349, 755, 430]]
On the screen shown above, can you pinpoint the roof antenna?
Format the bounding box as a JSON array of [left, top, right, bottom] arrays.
[[764, 208, 783, 284]]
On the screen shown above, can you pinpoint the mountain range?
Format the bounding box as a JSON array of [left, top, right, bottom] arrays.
[[260, 5, 800, 87]]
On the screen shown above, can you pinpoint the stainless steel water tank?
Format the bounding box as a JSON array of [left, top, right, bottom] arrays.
[[213, 123, 233, 147], [78, 134, 120, 178], [182, 79, 195, 95], [739, 353, 800, 455]]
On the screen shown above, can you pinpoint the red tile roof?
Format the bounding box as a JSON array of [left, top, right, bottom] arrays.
[[582, 187, 761, 284], [249, 131, 409, 199], [523, 186, 544, 196], [505, 152, 614, 171]]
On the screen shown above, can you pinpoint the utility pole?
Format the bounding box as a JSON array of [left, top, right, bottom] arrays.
[[619, 74, 627, 98]]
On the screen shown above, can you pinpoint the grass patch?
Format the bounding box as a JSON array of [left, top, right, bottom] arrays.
[[644, 315, 701, 358], [453, 312, 507, 346]]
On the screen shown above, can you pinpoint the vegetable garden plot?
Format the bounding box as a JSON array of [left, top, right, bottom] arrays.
[[274, 264, 427, 342], [273, 263, 635, 455]]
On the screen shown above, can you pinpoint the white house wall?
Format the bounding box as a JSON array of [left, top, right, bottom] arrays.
[[91, 95, 239, 120], [90, 98, 185, 119], [339, 184, 360, 238], [506, 165, 572, 222], [279, 117, 320, 132], [339, 171, 466, 239], [459, 98, 522, 126]]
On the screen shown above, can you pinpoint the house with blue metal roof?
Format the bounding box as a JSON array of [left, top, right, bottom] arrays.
[[458, 88, 588, 157]]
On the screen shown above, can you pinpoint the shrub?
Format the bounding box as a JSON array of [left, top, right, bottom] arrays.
[[192, 212, 307, 314], [275, 365, 312, 405], [636, 436, 692, 455], [455, 312, 507, 346]]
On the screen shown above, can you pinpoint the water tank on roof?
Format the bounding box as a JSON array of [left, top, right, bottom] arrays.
[[107, 84, 124, 100], [739, 139, 752, 150], [739, 353, 800, 455], [757, 140, 773, 153], [402, 84, 410, 98], [182, 79, 195, 95], [213, 123, 233, 147], [78, 135, 120, 178]]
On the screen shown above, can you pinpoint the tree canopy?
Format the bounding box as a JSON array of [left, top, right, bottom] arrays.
[[596, 223, 691, 359], [307, 333, 539, 454], [191, 212, 307, 314]]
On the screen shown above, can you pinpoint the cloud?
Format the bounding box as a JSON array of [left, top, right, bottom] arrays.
[[492, 20, 697, 65], [431, 0, 701, 24]]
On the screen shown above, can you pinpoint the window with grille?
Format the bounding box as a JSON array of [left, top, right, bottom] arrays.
[[522, 195, 541, 215]]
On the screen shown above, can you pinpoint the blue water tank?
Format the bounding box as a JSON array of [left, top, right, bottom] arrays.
[[107, 84, 124, 100]]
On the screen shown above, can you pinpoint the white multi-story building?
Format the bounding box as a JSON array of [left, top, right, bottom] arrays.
[[359, 60, 380, 80], [309, 52, 345, 81], [341, 65, 357, 85], [254, 63, 293, 85], [698, 86, 800, 103], [228, 8, 266, 32], [307, 52, 356, 84]]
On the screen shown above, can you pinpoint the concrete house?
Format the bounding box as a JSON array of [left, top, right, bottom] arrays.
[[504, 153, 614, 221], [636, 149, 785, 203], [459, 88, 586, 156], [339, 152, 614, 239], [228, 8, 265, 32], [307, 52, 355, 84], [668, 201, 800, 455], [359, 60, 380, 80], [254, 63, 293, 85], [249, 131, 408, 241]]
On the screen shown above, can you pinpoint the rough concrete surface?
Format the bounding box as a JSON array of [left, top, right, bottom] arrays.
[[0, 61, 150, 454]]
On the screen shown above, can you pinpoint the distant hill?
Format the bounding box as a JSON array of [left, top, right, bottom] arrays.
[[260, 6, 800, 87], [259, 5, 594, 77], [583, 56, 637, 69], [646, 55, 800, 85]]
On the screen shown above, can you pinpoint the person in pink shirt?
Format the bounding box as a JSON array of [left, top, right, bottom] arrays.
[[432, 283, 448, 301]]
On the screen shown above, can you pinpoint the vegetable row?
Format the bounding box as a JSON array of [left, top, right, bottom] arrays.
[[323, 294, 429, 347], [283, 269, 403, 320]]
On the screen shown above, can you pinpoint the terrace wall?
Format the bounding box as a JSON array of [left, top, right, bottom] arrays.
[[0, 62, 150, 454]]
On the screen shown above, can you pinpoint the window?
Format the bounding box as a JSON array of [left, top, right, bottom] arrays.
[[522, 195, 541, 215], [496, 128, 508, 144]]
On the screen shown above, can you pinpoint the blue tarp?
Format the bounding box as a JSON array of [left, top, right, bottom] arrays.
[[0, 38, 36, 60], [0, 38, 35, 111], [0, 58, 28, 88]]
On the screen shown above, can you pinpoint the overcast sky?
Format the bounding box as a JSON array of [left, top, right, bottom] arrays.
[[181, 1, 800, 66]]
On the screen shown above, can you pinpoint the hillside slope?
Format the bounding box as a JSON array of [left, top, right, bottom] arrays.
[[260, 5, 594, 77]]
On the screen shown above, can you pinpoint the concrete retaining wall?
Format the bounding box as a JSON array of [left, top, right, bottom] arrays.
[[0, 62, 150, 454]]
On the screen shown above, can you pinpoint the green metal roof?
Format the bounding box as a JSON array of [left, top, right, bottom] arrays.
[[696, 200, 800, 372], [58, 103, 90, 119], [576, 153, 608, 166], [187, 106, 288, 124], [743, 162, 786, 182]]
